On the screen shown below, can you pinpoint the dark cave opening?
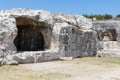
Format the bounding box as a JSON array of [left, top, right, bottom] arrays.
[[14, 17, 45, 51]]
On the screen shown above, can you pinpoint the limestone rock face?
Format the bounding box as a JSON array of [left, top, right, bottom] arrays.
[[93, 21, 120, 57], [0, 58, 2, 66], [97, 50, 120, 57], [53, 14, 93, 30], [59, 27, 98, 57], [7, 60, 18, 65], [0, 17, 17, 58], [6, 51, 61, 64], [0, 8, 95, 65], [1, 8, 120, 65], [59, 57, 73, 61]]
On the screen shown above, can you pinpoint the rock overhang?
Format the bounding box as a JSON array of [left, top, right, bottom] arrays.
[[0, 8, 93, 29]]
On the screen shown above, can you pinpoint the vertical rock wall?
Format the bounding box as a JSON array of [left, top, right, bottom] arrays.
[[0, 9, 104, 63], [93, 21, 120, 57], [0, 17, 17, 58], [59, 26, 98, 57], [51, 22, 98, 58]]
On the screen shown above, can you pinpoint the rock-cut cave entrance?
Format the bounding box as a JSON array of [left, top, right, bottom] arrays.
[[14, 17, 46, 51]]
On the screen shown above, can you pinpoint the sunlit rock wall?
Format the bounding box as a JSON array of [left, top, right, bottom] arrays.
[[93, 21, 120, 57]]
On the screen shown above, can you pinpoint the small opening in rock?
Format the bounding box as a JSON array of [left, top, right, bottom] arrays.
[[14, 17, 47, 51], [72, 28, 75, 34]]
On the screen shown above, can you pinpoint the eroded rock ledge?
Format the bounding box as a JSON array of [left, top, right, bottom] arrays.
[[0, 8, 120, 65]]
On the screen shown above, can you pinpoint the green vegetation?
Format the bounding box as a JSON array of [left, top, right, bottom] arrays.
[[116, 14, 120, 17], [83, 14, 113, 20], [83, 14, 120, 20]]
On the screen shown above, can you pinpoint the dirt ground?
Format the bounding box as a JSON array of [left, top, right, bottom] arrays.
[[20, 57, 120, 80]]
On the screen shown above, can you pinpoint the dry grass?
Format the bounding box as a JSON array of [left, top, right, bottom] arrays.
[[72, 57, 120, 65], [0, 57, 120, 80], [0, 65, 71, 80], [110, 17, 120, 21]]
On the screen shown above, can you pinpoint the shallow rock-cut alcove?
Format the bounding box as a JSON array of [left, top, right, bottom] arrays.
[[14, 17, 50, 51], [97, 29, 117, 41]]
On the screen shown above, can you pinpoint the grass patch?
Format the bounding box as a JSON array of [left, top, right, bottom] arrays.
[[81, 57, 120, 65], [112, 78, 120, 80], [71, 57, 120, 64], [0, 65, 71, 80], [59, 57, 120, 68], [0, 57, 120, 80]]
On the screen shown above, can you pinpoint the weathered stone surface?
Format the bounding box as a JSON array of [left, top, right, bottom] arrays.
[[0, 17, 17, 58], [1, 8, 120, 65], [53, 14, 93, 30], [92, 21, 120, 41], [0, 58, 2, 66], [59, 57, 73, 61], [97, 50, 120, 57], [93, 21, 120, 57], [0, 58, 8, 65], [6, 51, 61, 64], [59, 28, 98, 57], [7, 60, 18, 65]]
